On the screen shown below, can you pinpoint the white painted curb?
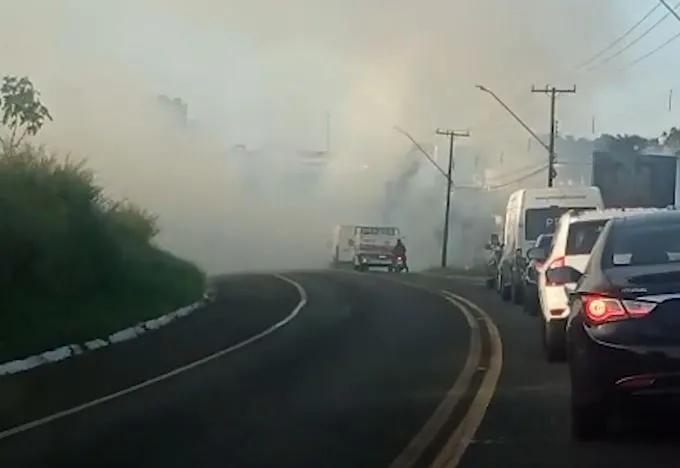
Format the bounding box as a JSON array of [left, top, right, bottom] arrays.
[[0, 292, 215, 377]]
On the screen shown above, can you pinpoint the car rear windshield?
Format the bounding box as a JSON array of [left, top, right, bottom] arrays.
[[605, 222, 680, 267], [524, 207, 597, 241], [565, 220, 607, 255]]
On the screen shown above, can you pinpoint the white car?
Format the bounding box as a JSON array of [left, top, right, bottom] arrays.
[[529, 207, 667, 362]]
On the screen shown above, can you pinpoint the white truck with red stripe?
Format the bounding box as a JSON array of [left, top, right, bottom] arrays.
[[351, 225, 401, 271]]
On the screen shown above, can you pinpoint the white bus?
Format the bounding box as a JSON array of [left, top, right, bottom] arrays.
[[497, 186, 604, 303]]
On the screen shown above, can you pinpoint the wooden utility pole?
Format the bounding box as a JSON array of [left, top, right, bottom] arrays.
[[531, 85, 576, 187], [435, 128, 470, 268]]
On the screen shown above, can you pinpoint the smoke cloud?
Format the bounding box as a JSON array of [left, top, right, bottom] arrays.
[[1, 0, 631, 272]]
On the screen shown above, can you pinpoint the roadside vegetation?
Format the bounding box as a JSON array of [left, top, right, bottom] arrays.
[[0, 75, 205, 361]]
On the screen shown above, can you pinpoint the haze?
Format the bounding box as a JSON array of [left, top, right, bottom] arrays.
[[0, 0, 642, 273]]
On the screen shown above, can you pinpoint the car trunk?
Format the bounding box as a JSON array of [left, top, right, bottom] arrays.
[[596, 265, 680, 346]]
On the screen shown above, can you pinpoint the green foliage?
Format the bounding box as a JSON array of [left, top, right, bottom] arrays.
[[597, 133, 654, 153], [0, 76, 205, 360], [661, 127, 680, 148], [0, 76, 52, 152]]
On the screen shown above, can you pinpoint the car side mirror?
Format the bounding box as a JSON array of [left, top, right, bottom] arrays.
[[545, 265, 582, 285], [526, 247, 546, 262]]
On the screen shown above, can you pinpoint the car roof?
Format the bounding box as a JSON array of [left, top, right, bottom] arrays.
[[612, 208, 680, 228], [560, 207, 672, 225]]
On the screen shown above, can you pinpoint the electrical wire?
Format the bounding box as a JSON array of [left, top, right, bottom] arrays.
[[484, 161, 546, 184], [586, 2, 680, 72], [455, 164, 549, 191], [473, 3, 674, 135], [620, 30, 680, 70], [578, 3, 661, 68], [485, 164, 549, 191]]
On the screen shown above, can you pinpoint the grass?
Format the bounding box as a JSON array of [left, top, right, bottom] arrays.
[[0, 144, 206, 362]]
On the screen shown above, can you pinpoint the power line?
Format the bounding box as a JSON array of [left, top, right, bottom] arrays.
[[472, 2, 674, 135], [486, 165, 549, 191], [660, 0, 680, 23], [621, 1, 680, 70], [453, 163, 548, 191], [586, 3, 679, 72], [486, 161, 546, 183], [578, 3, 661, 68], [621, 30, 680, 70]]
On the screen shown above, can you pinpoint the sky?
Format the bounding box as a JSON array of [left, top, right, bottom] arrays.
[[2, 0, 680, 272], [581, 1, 680, 137], [7, 1, 677, 143]]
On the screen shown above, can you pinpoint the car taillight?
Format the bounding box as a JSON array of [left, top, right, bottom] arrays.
[[581, 293, 657, 324], [545, 256, 567, 285]]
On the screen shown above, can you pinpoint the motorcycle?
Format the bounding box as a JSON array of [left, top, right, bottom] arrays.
[[389, 255, 407, 273]]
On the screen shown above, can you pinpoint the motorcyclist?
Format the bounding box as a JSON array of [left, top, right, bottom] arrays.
[[392, 239, 409, 272]]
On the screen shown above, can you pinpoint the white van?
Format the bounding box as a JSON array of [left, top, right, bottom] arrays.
[[332, 224, 356, 265], [497, 186, 604, 303]]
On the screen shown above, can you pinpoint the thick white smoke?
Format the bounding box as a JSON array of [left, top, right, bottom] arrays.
[[0, 0, 633, 272]]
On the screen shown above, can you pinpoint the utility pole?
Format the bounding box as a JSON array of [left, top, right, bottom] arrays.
[[325, 111, 331, 152], [435, 128, 470, 268], [531, 85, 576, 187]]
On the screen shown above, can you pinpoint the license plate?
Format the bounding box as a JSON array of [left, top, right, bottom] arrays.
[[379, 255, 387, 259]]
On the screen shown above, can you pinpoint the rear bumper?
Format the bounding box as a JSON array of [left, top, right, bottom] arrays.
[[569, 323, 680, 404], [541, 285, 569, 320], [356, 253, 394, 267]]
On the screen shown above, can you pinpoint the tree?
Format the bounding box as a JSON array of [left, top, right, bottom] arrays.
[[0, 75, 52, 153], [661, 127, 680, 149], [595, 133, 653, 154]]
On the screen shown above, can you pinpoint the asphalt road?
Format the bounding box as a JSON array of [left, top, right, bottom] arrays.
[[406, 273, 680, 468], [2, 270, 680, 468], [0, 271, 475, 468]]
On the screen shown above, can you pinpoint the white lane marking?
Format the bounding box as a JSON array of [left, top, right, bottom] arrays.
[[0, 273, 307, 442], [389, 294, 481, 468], [430, 291, 503, 468]]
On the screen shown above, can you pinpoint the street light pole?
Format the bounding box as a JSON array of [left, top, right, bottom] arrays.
[[475, 84, 549, 152], [436, 128, 470, 268]]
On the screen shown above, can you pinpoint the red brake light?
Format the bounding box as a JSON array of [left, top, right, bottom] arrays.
[[581, 293, 657, 324]]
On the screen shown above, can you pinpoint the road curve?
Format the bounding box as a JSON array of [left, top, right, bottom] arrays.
[[0, 271, 477, 468], [402, 273, 680, 468]]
